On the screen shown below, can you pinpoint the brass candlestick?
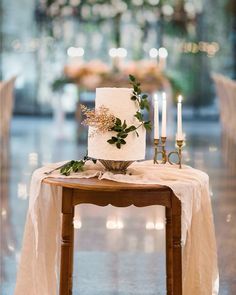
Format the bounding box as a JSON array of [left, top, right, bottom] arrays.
[[153, 138, 184, 169], [167, 139, 184, 169], [160, 136, 167, 164], [153, 138, 159, 164], [153, 138, 166, 164]]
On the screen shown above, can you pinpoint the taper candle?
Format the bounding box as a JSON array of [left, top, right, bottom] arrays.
[[161, 92, 167, 137], [154, 94, 159, 139], [177, 95, 183, 140]]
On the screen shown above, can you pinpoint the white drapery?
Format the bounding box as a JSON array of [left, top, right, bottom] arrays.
[[15, 161, 219, 295]]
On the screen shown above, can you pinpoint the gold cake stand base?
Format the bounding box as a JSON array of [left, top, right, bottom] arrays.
[[99, 160, 134, 174]]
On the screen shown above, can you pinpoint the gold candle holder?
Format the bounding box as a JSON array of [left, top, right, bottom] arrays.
[[153, 137, 184, 169], [167, 139, 184, 169], [153, 138, 159, 164], [153, 137, 167, 164], [160, 136, 167, 164]]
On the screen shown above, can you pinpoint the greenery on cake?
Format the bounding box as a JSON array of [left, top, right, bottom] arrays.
[[60, 75, 151, 175], [107, 75, 151, 149], [81, 75, 152, 149]]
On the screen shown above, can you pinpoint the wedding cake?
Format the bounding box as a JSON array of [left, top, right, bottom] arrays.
[[88, 87, 146, 161]]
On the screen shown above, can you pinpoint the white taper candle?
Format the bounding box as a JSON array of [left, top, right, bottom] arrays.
[[161, 92, 167, 137], [177, 95, 183, 140], [154, 94, 159, 139]]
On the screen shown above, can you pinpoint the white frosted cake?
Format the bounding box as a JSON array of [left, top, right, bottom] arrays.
[[88, 88, 146, 161]]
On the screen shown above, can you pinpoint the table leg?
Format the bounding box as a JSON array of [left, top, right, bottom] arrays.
[[172, 194, 182, 295], [60, 188, 74, 295], [166, 207, 173, 295]]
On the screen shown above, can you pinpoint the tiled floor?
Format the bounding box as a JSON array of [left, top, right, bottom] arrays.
[[1, 117, 236, 294]]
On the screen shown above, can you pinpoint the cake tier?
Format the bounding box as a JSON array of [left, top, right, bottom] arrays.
[[88, 88, 146, 161]]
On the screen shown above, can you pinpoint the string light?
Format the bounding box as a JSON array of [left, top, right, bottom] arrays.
[[108, 47, 127, 58], [182, 42, 220, 56], [162, 5, 174, 16], [158, 47, 168, 58], [117, 47, 127, 58], [148, 0, 159, 5], [67, 47, 84, 57], [149, 48, 158, 58]]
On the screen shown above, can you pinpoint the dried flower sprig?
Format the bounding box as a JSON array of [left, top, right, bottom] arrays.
[[81, 104, 116, 136]]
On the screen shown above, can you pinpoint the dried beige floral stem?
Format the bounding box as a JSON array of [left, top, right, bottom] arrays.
[[81, 104, 116, 136]]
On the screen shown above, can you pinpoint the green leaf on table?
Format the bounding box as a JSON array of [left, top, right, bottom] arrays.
[[129, 74, 135, 82]]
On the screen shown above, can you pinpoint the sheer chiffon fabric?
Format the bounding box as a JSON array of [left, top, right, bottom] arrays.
[[15, 161, 219, 295]]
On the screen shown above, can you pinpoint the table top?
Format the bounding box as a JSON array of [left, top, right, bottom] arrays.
[[43, 177, 168, 192]]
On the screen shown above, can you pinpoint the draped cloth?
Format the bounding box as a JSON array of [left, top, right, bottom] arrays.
[[15, 160, 219, 295]]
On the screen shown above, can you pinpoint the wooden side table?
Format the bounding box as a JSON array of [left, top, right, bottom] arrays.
[[43, 177, 182, 295]]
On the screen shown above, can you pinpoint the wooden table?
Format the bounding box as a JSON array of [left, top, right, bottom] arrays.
[[43, 177, 182, 295]]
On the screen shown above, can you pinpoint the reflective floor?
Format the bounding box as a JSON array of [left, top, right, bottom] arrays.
[[0, 117, 236, 294]]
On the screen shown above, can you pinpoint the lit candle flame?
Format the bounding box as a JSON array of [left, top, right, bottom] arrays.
[[178, 95, 183, 103], [154, 93, 158, 102]]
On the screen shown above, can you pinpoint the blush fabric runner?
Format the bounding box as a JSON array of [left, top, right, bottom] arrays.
[[15, 160, 219, 295]]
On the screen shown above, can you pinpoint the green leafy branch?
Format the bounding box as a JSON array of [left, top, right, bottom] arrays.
[[107, 75, 152, 149], [107, 118, 138, 149], [129, 74, 150, 112], [60, 156, 96, 176]]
